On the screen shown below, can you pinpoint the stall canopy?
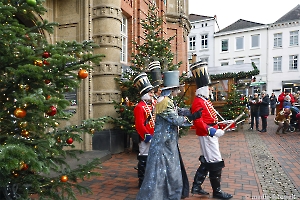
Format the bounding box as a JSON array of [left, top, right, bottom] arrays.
[[208, 63, 254, 74], [207, 63, 259, 80]]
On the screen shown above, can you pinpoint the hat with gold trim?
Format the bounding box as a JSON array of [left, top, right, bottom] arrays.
[[133, 72, 154, 95], [190, 61, 211, 89]]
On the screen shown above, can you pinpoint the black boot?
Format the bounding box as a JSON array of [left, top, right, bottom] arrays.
[[191, 156, 209, 195], [209, 169, 233, 199], [137, 155, 147, 188]]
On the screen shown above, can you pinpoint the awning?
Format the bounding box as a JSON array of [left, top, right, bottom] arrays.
[[250, 81, 266, 87]]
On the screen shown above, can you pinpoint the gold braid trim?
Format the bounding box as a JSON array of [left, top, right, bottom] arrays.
[[155, 97, 170, 115]]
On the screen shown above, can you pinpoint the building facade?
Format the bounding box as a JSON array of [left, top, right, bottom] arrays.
[[188, 14, 216, 68], [188, 4, 300, 97], [34, 0, 190, 152]]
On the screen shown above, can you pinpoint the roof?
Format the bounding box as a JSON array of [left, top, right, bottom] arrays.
[[217, 19, 265, 33], [275, 4, 300, 23], [189, 14, 214, 22]]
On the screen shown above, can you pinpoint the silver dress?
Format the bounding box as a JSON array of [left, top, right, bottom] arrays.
[[136, 97, 192, 200]]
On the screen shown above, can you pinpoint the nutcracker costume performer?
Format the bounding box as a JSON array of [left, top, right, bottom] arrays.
[[148, 61, 163, 100], [190, 61, 233, 199], [136, 70, 202, 200], [133, 72, 155, 188]]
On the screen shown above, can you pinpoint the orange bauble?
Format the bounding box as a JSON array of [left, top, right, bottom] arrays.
[[14, 108, 26, 118], [21, 163, 29, 171], [60, 175, 68, 182], [78, 69, 88, 79], [21, 130, 29, 137]]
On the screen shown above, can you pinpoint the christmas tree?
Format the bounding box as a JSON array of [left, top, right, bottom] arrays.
[[111, 3, 185, 137], [221, 84, 248, 124], [0, 1, 106, 199]]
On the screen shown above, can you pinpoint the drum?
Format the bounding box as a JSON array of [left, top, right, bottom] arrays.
[[218, 120, 236, 131]]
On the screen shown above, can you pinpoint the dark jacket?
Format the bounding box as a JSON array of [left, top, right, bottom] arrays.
[[249, 97, 260, 113], [259, 95, 270, 116], [269, 95, 277, 108]]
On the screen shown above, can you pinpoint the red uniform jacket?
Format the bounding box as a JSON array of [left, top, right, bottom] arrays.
[[134, 101, 155, 140], [278, 92, 295, 110], [191, 96, 218, 136]]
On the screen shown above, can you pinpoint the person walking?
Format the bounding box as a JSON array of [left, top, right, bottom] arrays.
[[136, 70, 202, 200], [248, 93, 260, 131], [133, 72, 156, 188], [269, 92, 277, 115], [258, 91, 270, 132], [189, 61, 233, 199]]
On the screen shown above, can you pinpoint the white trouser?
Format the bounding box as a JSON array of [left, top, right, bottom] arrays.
[[198, 136, 222, 162], [138, 141, 151, 155]]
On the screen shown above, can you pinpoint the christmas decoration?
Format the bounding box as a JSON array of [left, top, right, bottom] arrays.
[[14, 108, 27, 118], [46, 106, 57, 116], [19, 121, 28, 128], [90, 129, 95, 134], [21, 130, 29, 137], [221, 84, 248, 124], [21, 163, 29, 171], [66, 138, 73, 144], [0, 1, 106, 199], [34, 60, 43, 67], [42, 51, 50, 58], [43, 60, 50, 65], [26, 0, 36, 7], [60, 175, 68, 182], [78, 69, 88, 79]]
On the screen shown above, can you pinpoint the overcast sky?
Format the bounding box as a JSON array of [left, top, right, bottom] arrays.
[[188, 1, 299, 31]]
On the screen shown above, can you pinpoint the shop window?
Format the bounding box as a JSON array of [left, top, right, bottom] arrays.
[[211, 80, 229, 101]]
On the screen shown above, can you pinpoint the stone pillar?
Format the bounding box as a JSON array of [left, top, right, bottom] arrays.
[[91, 0, 125, 153], [92, 0, 122, 121]]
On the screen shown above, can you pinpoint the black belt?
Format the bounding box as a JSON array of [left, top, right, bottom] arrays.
[[207, 123, 217, 126]]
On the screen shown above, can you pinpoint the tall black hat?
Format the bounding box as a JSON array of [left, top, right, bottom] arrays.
[[190, 61, 211, 89], [133, 72, 154, 96], [148, 61, 163, 88]]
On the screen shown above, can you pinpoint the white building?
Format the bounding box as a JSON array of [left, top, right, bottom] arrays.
[[188, 4, 300, 97], [188, 14, 216, 68], [268, 5, 300, 95]]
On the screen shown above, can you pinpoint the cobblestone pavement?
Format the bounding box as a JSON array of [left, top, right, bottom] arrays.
[[73, 116, 300, 200]]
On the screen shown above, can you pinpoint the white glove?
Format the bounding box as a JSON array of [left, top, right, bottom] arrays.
[[215, 129, 225, 137]]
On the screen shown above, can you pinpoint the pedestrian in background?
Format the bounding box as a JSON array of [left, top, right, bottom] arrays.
[[278, 89, 295, 110], [283, 95, 292, 108], [269, 92, 277, 115], [248, 93, 260, 131], [258, 91, 270, 132]]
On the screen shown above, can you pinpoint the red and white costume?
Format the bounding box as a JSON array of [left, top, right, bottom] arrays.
[[191, 95, 222, 163], [134, 100, 155, 155]]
